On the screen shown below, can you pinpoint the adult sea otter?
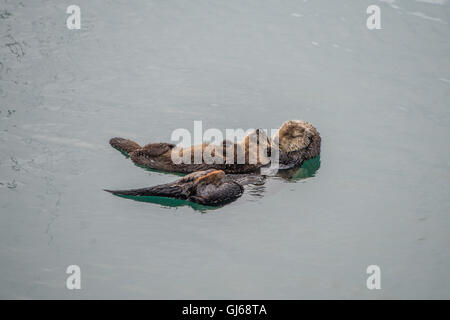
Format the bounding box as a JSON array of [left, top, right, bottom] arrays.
[[110, 129, 271, 174]]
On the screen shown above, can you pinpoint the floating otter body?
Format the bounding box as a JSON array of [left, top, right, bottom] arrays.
[[106, 169, 265, 206], [107, 120, 321, 206], [110, 129, 271, 174]]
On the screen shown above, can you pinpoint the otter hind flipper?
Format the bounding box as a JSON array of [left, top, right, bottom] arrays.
[[110, 137, 142, 155]]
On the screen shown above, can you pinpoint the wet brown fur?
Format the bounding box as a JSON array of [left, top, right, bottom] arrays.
[[105, 169, 244, 206], [274, 120, 321, 167], [109, 129, 271, 174]]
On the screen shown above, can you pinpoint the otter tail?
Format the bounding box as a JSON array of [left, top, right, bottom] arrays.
[[109, 137, 142, 155]]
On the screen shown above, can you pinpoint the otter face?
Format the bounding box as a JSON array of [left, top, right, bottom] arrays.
[[243, 129, 272, 164], [274, 120, 316, 153], [245, 129, 271, 150]]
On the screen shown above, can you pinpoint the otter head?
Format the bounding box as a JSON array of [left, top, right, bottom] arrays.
[[274, 120, 317, 153], [242, 129, 272, 165]]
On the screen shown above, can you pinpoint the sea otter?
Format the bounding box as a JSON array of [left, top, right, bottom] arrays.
[[105, 169, 265, 206], [110, 129, 272, 174], [106, 120, 321, 206]]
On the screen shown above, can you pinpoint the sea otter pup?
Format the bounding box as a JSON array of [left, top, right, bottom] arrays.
[[110, 129, 272, 174]]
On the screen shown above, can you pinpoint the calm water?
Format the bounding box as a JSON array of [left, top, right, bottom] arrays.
[[1, 0, 449, 299]]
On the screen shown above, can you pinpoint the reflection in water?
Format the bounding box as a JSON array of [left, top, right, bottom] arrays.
[[111, 156, 321, 211], [115, 194, 218, 212], [246, 184, 266, 199], [111, 146, 131, 158], [277, 156, 321, 181]]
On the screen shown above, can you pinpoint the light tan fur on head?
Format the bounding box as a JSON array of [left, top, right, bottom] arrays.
[[273, 120, 315, 153], [241, 129, 272, 165], [170, 130, 272, 166]]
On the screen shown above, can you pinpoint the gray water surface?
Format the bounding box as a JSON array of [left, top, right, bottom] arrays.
[[1, 0, 449, 299]]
